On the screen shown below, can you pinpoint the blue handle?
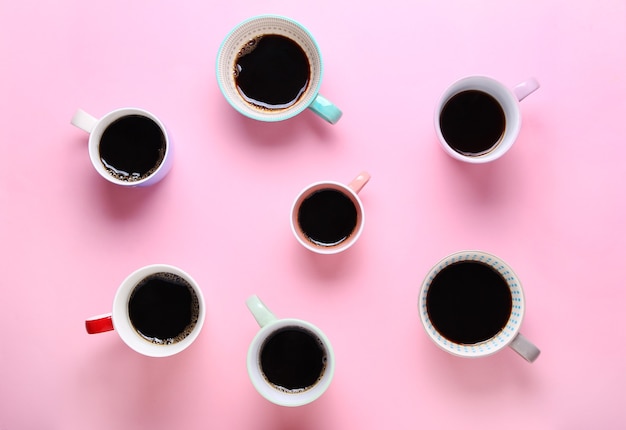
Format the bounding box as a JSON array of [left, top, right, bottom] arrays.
[[308, 94, 342, 124]]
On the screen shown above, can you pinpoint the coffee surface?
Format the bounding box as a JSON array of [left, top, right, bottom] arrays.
[[426, 261, 512, 344], [128, 273, 199, 345], [297, 188, 357, 246], [99, 115, 166, 181], [440, 90, 506, 156], [260, 327, 326, 392], [234, 34, 310, 110]]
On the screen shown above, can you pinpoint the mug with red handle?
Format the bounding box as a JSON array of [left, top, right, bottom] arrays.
[[86, 264, 205, 357]]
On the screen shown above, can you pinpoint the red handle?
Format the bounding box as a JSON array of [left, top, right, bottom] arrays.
[[85, 314, 114, 334]]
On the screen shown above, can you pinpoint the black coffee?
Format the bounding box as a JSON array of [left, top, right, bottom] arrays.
[[234, 34, 310, 110], [128, 273, 199, 345], [439, 90, 506, 156], [426, 261, 512, 344], [99, 115, 166, 182], [260, 327, 327, 392], [297, 188, 358, 247]]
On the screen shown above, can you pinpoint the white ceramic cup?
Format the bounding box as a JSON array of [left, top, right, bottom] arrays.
[[291, 172, 370, 254], [418, 251, 540, 363], [246, 295, 335, 407], [434, 76, 539, 163], [216, 15, 342, 124], [71, 107, 173, 186], [86, 264, 205, 357]]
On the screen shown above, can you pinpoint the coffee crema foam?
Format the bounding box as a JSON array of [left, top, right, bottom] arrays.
[[130, 272, 200, 346], [268, 354, 328, 394], [103, 151, 165, 182], [232, 34, 310, 112], [259, 327, 328, 394], [233, 37, 263, 75], [99, 115, 166, 182]]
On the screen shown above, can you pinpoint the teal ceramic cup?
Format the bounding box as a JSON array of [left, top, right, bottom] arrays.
[[216, 15, 342, 124]]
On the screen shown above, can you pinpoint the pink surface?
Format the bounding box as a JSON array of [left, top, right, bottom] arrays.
[[1, 0, 625, 428]]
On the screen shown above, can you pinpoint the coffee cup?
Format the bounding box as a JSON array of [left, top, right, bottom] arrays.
[[246, 295, 335, 407], [216, 15, 342, 124], [418, 251, 540, 362], [435, 76, 539, 163], [291, 171, 370, 254], [86, 264, 205, 357], [71, 107, 172, 186]]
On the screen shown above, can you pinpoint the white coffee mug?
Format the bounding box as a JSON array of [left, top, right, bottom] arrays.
[[291, 172, 370, 254], [434, 76, 539, 163], [216, 15, 342, 124], [419, 251, 540, 362], [246, 295, 335, 407], [71, 107, 173, 186], [86, 264, 205, 357]]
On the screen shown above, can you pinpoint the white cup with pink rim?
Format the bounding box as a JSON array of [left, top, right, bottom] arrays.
[[290, 171, 370, 254], [86, 264, 205, 357], [246, 295, 335, 407], [434, 76, 540, 163], [71, 107, 173, 187], [419, 251, 540, 363]]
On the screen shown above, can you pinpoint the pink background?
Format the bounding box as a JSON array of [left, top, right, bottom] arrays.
[[1, 0, 625, 428]]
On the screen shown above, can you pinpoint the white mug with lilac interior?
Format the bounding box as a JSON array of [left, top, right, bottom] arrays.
[[71, 107, 173, 186]]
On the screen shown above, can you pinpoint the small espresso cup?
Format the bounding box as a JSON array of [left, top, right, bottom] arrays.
[[419, 251, 540, 363], [86, 264, 205, 357], [71, 107, 172, 186], [435, 76, 539, 163], [291, 172, 370, 254], [216, 15, 342, 124], [246, 295, 335, 407]]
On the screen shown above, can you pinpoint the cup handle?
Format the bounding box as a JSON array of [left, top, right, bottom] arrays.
[[348, 171, 371, 194], [71, 109, 98, 133], [509, 332, 540, 362], [513, 78, 540, 102], [246, 295, 277, 328], [308, 94, 342, 124], [85, 313, 114, 334]]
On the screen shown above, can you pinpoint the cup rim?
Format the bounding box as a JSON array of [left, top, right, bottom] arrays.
[[88, 107, 171, 186], [418, 250, 526, 358], [216, 14, 324, 122], [247, 318, 335, 407], [290, 180, 365, 254], [111, 264, 205, 357], [434, 75, 522, 164]]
